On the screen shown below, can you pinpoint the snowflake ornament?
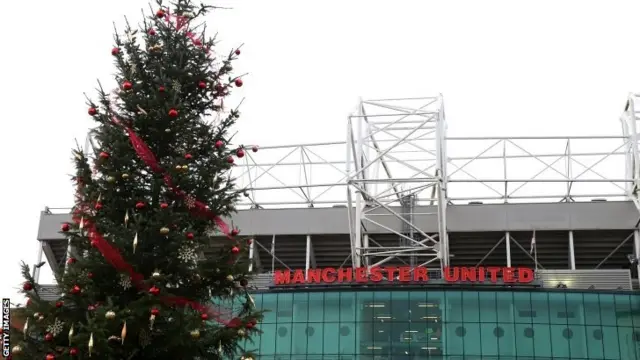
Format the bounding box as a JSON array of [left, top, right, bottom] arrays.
[[46, 318, 64, 336], [178, 246, 198, 264], [119, 274, 132, 290], [184, 195, 196, 209], [172, 80, 181, 93], [138, 329, 150, 347]]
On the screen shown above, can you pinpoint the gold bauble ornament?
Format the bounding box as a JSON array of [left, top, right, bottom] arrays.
[[226, 275, 234, 281], [12, 345, 23, 355], [38, 315, 44, 321], [105, 310, 116, 320], [190, 329, 200, 339], [33, 312, 40, 319], [175, 165, 182, 170], [181, 165, 188, 170], [237, 329, 245, 337], [107, 176, 116, 183], [160, 227, 170, 235], [152, 270, 161, 278], [165, 128, 171, 133], [122, 173, 129, 179]]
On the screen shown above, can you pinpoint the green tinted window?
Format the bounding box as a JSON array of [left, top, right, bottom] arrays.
[[246, 289, 640, 359]]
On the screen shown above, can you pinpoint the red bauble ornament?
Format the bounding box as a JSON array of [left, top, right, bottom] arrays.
[[198, 81, 206, 89], [247, 238, 253, 245], [90, 239, 99, 247], [235, 49, 241, 55], [234, 78, 243, 87], [135, 202, 145, 209], [61, 223, 70, 232], [45, 333, 53, 341], [215, 84, 224, 92], [46, 353, 56, 360], [71, 285, 81, 294], [87, 305, 96, 311], [156, 9, 165, 18], [22, 282, 33, 291], [99, 152, 109, 159], [159, 86, 166, 92], [231, 246, 240, 254], [160, 202, 169, 209], [151, 308, 160, 316], [148, 28, 156, 36], [186, 232, 194, 240], [26, 299, 32, 306], [122, 81, 133, 90], [201, 313, 209, 320], [55, 301, 63, 308], [193, 38, 202, 46], [215, 140, 224, 149], [94, 203, 103, 210], [246, 321, 254, 328], [111, 47, 120, 55], [185, 153, 193, 160], [227, 156, 234, 164], [87, 272, 94, 279], [236, 148, 245, 158], [69, 348, 78, 356], [231, 228, 240, 236], [149, 286, 160, 295], [66, 258, 76, 265], [252, 146, 258, 153], [168, 108, 178, 117], [88, 107, 97, 116]]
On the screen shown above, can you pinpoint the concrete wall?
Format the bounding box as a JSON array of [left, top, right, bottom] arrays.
[[37, 201, 640, 240]]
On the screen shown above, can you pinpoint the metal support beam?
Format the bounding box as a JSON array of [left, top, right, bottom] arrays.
[[271, 235, 276, 272], [569, 231, 576, 270], [634, 230, 640, 278], [505, 231, 512, 267], [42, 241, 59, 275], [248, 238, 261, 272], [33, 241, 44, 283], [305, 235, 316, 271]]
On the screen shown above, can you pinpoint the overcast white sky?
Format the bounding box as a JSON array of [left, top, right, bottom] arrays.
[[2, 0, 640, 299]]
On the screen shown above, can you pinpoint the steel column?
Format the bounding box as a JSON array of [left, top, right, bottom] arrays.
[[33, 241, 44, 283], [505, 231, 512, 267], [305, 235, 312, 271], [569, 231, 576, 270]]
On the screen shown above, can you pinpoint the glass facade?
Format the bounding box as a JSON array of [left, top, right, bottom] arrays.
[[242, 288, 640, 360]]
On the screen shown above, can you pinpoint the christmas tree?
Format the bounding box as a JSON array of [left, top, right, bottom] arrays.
[[10, 0, 263, 359]]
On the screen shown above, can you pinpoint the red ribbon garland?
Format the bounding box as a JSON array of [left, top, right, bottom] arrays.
[[72, 212, 235, 326], [115, 117, 231, 235], [162, 10, 210, 53], [70, 117, 242, 326]]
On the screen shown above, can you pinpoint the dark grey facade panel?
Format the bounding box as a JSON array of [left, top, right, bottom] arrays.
[[37, 201, 640, 241]]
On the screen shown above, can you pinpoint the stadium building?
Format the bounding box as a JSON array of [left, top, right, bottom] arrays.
[[35, 96, 640, 359]]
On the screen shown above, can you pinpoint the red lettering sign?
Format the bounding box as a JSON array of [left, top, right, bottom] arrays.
[[273, 266, 535, 285]]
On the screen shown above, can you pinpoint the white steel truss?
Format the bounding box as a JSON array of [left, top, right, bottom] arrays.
[[621, 93, 640, 210], [345, 97, 448, 270]]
